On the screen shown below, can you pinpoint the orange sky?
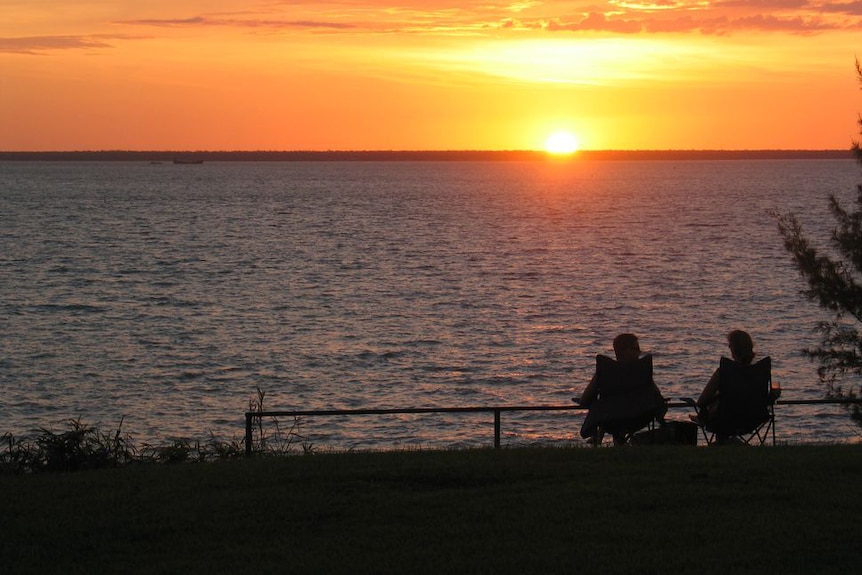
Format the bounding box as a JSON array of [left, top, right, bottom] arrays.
[[1, 0, 860, 151]]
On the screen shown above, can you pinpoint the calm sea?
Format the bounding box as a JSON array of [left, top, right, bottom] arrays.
[[2, 159, 861, 448]]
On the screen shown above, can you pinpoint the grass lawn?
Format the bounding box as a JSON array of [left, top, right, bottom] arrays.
[[1, 445, 860, 574]]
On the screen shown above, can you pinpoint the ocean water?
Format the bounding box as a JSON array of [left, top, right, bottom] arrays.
[[2, 158, 861, 449]]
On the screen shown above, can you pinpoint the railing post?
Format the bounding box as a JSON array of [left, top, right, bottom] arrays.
[[494, 409, 501, 448], [245, 412, 253, 457], [772, 407, 777, 446]]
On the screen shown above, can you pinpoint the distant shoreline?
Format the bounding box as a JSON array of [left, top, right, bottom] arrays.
[[0, 149, 854, 162]]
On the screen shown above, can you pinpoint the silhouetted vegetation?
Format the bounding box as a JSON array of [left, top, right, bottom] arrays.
[[776, 59, 862, 426], [0, 389, 311, 474], [246, 386, 313, 455], [0, 419, 246, 474], [0, 386, 316, 474]]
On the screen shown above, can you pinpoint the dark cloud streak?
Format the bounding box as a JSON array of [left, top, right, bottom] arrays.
[[0, 35, 114, 55], [116, 16, 355, 30], [818, 0, 862, 15]]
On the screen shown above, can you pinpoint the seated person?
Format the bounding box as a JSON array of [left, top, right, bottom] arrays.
[[694, 329, 774, 441], [697, 330, 754, 413], [578, 333, 667, 445]]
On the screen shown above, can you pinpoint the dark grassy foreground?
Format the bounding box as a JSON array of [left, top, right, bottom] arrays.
[[1, 445, 860, 574]]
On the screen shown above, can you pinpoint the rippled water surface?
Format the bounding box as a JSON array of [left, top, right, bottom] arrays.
[[2, 159, 861, 447]]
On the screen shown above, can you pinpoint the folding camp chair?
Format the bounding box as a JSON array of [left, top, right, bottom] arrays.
[[578, 354, 667, 445], [682, 356, 777, 446]]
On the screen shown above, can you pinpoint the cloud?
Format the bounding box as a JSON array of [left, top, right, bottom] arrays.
[[116, 16, 355, 30], [726, 13, 836, 32], [545, 13, 644, 33], [16, 2, 858, 47], [125, 17, 208, 27], [714, 0, 811, 8], [533, 0, 856, 35], [0, 35, 114, 55], [818, 0, 862, 15]]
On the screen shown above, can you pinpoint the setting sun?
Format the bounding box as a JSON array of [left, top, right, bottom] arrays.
[[544, 131, 580, 155]]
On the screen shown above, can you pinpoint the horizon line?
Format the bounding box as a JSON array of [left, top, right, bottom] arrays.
[[0, 149, 854, 161]]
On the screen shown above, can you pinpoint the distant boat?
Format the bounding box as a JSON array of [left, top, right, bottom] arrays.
[[173, 158, 204, 164]]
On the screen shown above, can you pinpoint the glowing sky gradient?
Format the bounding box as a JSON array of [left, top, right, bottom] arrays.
[[1, 0, 860, 151]]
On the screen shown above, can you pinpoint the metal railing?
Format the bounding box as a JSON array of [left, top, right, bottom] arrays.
[[243, 398, 861, 456]]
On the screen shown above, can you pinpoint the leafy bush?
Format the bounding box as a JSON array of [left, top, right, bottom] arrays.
[[1, 388, 307, 474], [1, 418, 135, 473]]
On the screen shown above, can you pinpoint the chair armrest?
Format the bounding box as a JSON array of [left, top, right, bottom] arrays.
[[679, 397, 698, 407]]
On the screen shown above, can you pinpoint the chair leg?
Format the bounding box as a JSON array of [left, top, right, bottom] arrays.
[[693, 411, 713, 445]]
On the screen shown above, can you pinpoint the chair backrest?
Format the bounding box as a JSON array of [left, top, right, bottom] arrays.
[[579, 354, 665, 439], [714, 356, 772, 435], [593, 354, 662, 420], [596, 353, 652, 394]]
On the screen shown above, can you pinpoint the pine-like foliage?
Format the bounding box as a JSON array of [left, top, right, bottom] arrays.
[[775, 60, 862, 425]]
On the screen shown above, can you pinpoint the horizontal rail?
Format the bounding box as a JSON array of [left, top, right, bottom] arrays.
[[774, 398, 862, 405], [244, 398, 862, 456]]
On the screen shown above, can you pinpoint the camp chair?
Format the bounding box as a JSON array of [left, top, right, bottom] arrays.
[[682, 356, 777, 446], [578, 354, 667, 445]]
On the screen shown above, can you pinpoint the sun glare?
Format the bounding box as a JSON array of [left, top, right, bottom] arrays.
[[544, 131, 579, 155]]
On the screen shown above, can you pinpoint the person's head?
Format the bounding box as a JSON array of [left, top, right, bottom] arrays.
[[612, 333, 641, 363], [727, 330, 755, 364]]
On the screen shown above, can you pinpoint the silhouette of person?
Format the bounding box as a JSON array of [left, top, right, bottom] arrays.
[[692, 329, 781, 444], [578, 333, 667, 445], [696, 329, 756, 429]]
